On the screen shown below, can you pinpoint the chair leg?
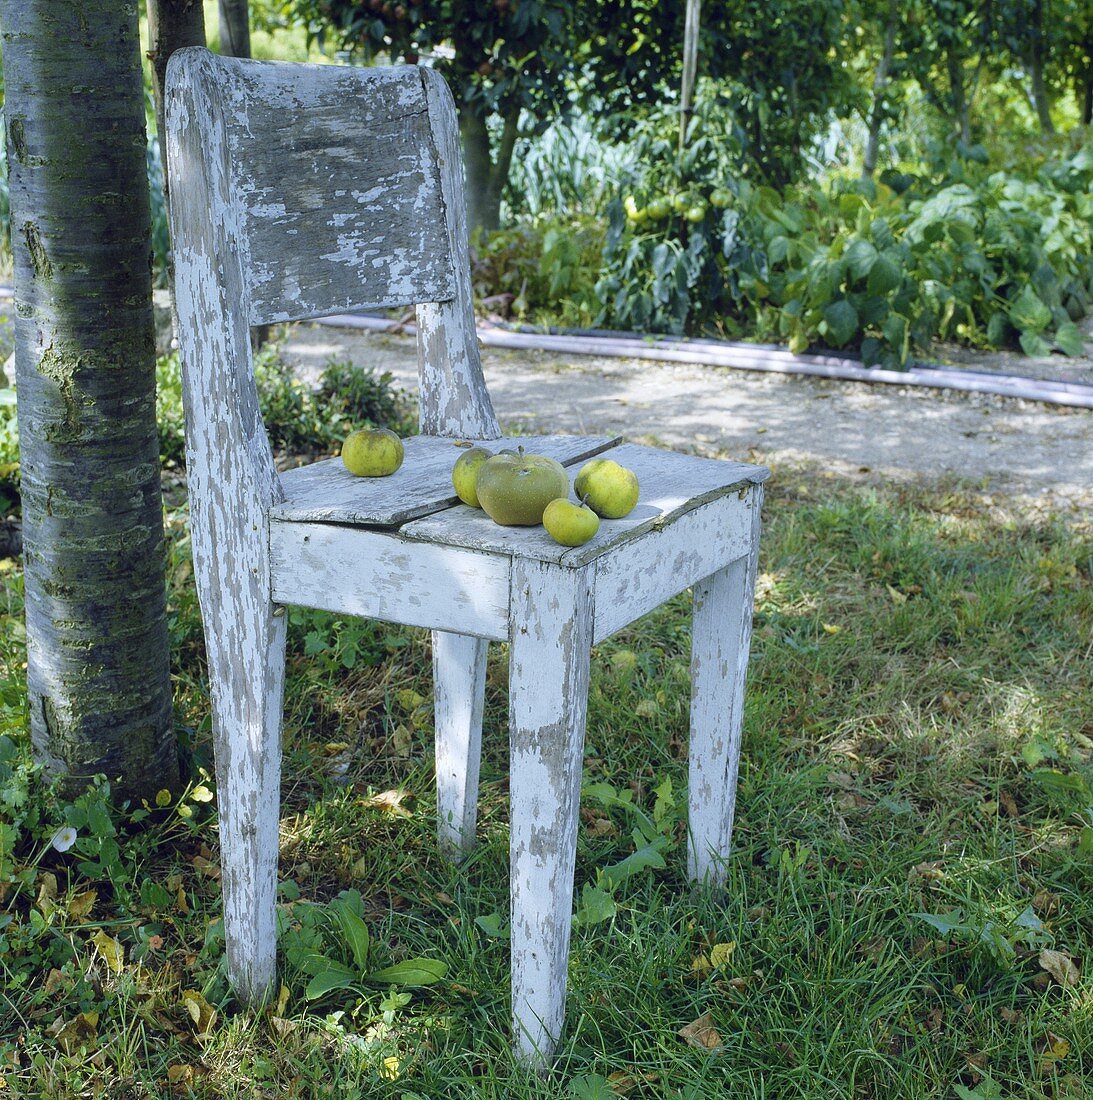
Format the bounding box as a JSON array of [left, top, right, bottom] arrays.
[[508, 560, 593, 1067], [688, 493, 762, 887], [433, 630, 488, 857], [201, 575, 286, 1006]]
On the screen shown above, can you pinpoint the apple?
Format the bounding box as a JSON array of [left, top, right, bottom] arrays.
[[574, 458, 640, 519], [451, 445, 493, 507], [543, 498, 600, 547], [341, 428, 404, 477], [476, 449, 569, 526]]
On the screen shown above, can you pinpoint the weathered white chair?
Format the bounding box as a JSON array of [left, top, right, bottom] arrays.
[[166, 48, 767, 1066]]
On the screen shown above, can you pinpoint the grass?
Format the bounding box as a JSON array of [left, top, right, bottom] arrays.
[[0, 460, 1090, 1099]]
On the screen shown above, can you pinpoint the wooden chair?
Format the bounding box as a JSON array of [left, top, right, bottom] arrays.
[[165, 48, 768, 1066]]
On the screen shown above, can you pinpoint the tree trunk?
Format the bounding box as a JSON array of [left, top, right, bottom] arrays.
[[218, 0, 251, 58], [147, 1, 207, 210], [1026, 0, 1055, 134], [1, 0, 177, 798], [458, 105, 520, 233], [947, 50, 971, 144], [863, 0, 898, 178]]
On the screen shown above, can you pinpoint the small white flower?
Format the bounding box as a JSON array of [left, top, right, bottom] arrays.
[[51, 826, 78, 853]]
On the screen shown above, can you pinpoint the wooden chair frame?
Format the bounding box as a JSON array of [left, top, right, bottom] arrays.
[[166, 48, 766, 1066]]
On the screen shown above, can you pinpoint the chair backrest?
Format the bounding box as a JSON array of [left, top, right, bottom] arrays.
[[165, 50, 498, 505]]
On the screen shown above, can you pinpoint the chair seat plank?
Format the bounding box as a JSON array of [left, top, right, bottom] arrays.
[[272, 434, 621, 528], [400, 443, 768, 566]]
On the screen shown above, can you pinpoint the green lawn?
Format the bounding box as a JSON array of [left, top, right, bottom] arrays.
[[1, 463, 1090, 1099]]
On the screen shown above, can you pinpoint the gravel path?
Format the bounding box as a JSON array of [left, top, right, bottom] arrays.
[[282, 322, 1093, 513]]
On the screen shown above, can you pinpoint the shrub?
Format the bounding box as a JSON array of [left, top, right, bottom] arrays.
[[596, 143, 1093, 363], [471, 216, 604, 327]]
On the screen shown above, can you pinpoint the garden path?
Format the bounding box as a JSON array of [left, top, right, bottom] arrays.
[[282, 323, 1093, 513]]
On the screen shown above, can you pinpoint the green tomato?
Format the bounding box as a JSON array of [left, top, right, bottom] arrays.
[[647, 197, 671, 220], [685, 204, 707, 223], [709, 188, 732, 208], [671, 192, 691, 214]]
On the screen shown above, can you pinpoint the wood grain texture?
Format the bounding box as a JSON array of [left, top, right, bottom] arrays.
[[687, 486, 763, 886], [591, 489, 755, 643], [415, 69, 499, 439], [269, 521, 511, 640], [166, 47, 285, 1004], [205, 52, 456, 325], [508, 560, 593, 1066], [433, 631, 488, 856], [272, 434, 620, 527], [402, 442, 767, 566]]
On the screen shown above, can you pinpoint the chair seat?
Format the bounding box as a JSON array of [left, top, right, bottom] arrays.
[[272, 434, 621, 527], [270, 437, 767, 645], [401, 441, 768, 567], [274, 433, 767, 565]]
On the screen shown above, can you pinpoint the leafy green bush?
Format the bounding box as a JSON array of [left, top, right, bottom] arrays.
[[596, 142, 1093, 363], [471, 216, 604, 326]]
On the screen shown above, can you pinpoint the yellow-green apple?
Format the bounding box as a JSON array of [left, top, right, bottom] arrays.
[[476, 449, 568, 526], [341, 428, 404, 477], [574, 458, 640, 519]]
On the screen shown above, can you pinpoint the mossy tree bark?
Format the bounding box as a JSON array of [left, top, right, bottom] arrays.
[[1, 1, 178, 798]]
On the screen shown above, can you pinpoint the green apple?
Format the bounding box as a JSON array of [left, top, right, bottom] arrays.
[[341, 427, 404, 477], [543, 498, 600, 547], [574, 458, 640, 519], [451, 445, 493, 507], [476, 449, 569, 526]]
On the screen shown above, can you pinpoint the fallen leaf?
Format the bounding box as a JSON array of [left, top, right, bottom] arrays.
[[678, 1012, 723, 1051], [180, 990, 216, 1038], [269, 1016, 297, 1038], [191, 854, 220, 879], [53, 1012, 99, 1054], [1000, 1006, 1022, 1025], [1039, 949, 1080, 988], [36, 872, 59, 916], [1040, 1031, 1070, 1063], [690, 953, 712, 976], [361, 789, 412, 816], [380, 1055, 400, 1081], [606, 1069, 659, 1094], [821, 623, 841, 635], [886, 583, 907, 605], [998, 790, 1019, 818], [710, 942, 736, 968], [166, 1065, 194, 1086], [68, 889, 97, 921], [392, 724, 412, 758], [90, 930, 124, 973], [910, 860, 945, 881], [43, 969, 68, 997]]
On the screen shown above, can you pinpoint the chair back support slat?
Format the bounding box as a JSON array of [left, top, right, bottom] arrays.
[[166, 48, 499, 445], [218, 59, 457, 325]]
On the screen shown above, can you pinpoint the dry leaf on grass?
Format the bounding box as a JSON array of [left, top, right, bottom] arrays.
[[180, 990, 216, 1038], [360, 788, 413, 816], [90, 930, 124, 973], [678, 1012, 724, 1051], [1039, 949, 1080, 988], [51, 1012, 99, 1055], [68, 889, 97, 921]]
